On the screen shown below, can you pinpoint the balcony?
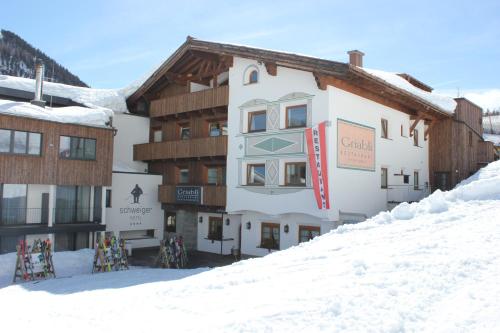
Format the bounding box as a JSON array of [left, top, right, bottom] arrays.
[[159, 185, 226, 207], [134, 135, 227, 161], [150, 86, 229, 118], [0, 207, 105, 236]]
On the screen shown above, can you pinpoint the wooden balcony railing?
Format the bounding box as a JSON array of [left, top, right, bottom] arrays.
[[150, 86, 229, 118], [158, 185, 226, 207], [134, 135, 227, 161]]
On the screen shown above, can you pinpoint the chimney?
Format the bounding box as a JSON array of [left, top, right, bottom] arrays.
[[347, 50, 365, 67], [31, 60, 46, 108]]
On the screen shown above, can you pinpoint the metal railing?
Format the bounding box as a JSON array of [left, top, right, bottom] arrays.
[[385, 184, 430, 204], [0, 207, 102, 225]]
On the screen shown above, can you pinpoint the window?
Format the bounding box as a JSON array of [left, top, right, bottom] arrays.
[[209, 121, 228, 137], [401, 125, 404, 137], [249, 70, 258, 84], [299, 225, 320, 243], [55, 186, 91, 223], [248, 111, 266, 132], [403, 175, 409, 184], [179, 168, 189, 184], [381, 119, 388, 139], [93, 187, 102, 222], [414, 171, 419, 190], [207, 167, 218, 185], [105, 189, 112, 208], [165, 212, 176, 233], [285, 162, 306, 186], [179, 125, 191, 140], [261, 222, 280, 250], [468, 131, 472, 147], [208, 217, 223, 240], [286, 105, 307, 128], [0, 184, 27, 225], [381, 167, 388, 189], [413, 129, 419, 146], [59, 136, 96, 160], [247, 164, 265, 186], [153, 129, 162, 142], [0, 129, 42, 155]]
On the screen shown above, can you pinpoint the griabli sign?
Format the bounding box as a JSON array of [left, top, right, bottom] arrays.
[[337, 119, 375, 171]]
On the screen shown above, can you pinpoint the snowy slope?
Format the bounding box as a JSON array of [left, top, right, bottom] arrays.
[[0, 99, 112, 127], [1, 161, 500, 332]]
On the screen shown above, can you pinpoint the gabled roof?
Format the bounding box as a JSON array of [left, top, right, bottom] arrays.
[[128, 37, 456, 118]]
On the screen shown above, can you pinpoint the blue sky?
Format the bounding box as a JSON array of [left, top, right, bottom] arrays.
[[2, 0, 499, 93]]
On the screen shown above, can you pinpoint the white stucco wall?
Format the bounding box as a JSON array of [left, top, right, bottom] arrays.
[[105, 172, 163, 248], [329, 86, 430, 218], [196, 212, 240, 255], [225, 57, 430, 256], [112, 113, 149, 172]]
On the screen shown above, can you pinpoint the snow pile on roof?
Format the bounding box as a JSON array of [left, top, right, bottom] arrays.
[[0, 74, 129, 112], [361, 68, 457, 113], [0, 99, 112, 127], [1, 161, 500, 331]]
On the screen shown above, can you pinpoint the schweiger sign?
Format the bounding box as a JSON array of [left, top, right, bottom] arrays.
[[337, 119, 375, 171]]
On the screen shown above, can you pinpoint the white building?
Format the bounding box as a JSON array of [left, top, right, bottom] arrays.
[[126, 38, 456, 257]]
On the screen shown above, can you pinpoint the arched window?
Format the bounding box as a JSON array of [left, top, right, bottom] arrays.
[[249, 70, 258, 84]]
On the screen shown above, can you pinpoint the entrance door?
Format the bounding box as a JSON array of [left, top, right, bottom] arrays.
[[434, 172, 450, 191], [41, 193, 49, 224]]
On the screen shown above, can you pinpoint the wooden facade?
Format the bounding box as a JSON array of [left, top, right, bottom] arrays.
[[429, 98, 495, 190], [0, 114, 113, 186], [150, 86, 229, 118]]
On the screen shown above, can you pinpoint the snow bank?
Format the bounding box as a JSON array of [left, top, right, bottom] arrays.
[[0, 74, 129, 112], [0, 99, 112, 127], [0, 161, 499, 331], [361, 68, 457, 113], [0, 249, 94, 288]]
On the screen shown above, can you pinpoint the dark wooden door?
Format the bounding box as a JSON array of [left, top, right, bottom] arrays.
[[41, 193, 49, 224]]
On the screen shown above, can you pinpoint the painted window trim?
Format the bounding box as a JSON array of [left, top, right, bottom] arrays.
[[246, 163, 266, 186], [247, 110, 267, 133], [285, 104, 308, 129], [284, 161, 307, 186]]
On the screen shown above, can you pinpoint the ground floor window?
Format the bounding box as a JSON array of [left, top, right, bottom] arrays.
[[165, 212, 176, 233], [54, 232, 89, 251], [414, 171, 419, 190], [381, 168, 388, 189], [299, 225, 321, 243], [261, 222, 280, 250], [0, 184, 27, 225], [0, 235, 24, 254], [208, 216, 223, 240]]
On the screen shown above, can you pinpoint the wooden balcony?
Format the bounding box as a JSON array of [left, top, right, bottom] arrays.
[[158, 185, 226, 207], [134, 135, 227, 161], [150, 86, 229, 118]]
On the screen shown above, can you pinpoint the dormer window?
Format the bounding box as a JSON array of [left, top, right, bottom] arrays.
[[249, 70, 258, 84]]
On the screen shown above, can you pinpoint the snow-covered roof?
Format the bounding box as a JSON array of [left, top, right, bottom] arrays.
[[0, 74, 131, 113], [360, 68, 457, 114], [0, 99, 112, 127]]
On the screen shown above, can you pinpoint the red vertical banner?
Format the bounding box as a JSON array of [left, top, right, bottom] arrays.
[[305, 121, 330, 209]]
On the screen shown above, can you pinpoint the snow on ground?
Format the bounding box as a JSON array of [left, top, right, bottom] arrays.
[[0, 99, 112, 127], [1, 161, 500, 332], [360, 68, 457, 114], [0, 74, 130, 112]]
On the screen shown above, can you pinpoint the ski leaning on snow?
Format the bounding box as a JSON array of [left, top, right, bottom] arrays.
[[92, 236, 129, 273], [12, 239, 56, 283]]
